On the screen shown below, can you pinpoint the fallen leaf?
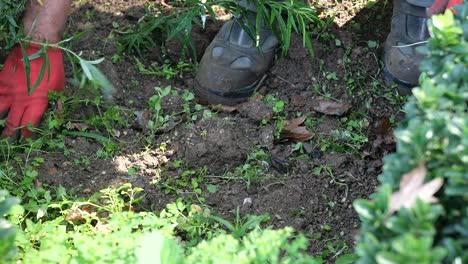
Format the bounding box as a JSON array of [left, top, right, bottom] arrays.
[[67, 123, 90, 131], [284, 116, 307, 128], [209, 104, 239, 113], [35, 180, 43, 189], [47, 167, 58, 177], [56, 97, 64, 115], [372, 117, 396, 150], [189, 204, 203, 217], [283, 126, 315, 142], [65, 208, 88, 222], [279, 116, 314, 142], [374, 117, 392, 136], [95, 221, 111, 234], [312, 98, 351, 116], [389, 163, 443, 214]]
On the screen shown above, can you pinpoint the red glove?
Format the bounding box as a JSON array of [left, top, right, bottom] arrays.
[[428, 0, 464, 15], [0, 43, 64, 138]]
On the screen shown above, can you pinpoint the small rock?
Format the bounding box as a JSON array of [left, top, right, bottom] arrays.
[[133, 110, 151, 131], [291, 218, 306, 230], [258, 125, 274, 146], [290, 94, 306, 107], [112, 129, 121, 138], [302, 142, 314, 154], [239, 100, 274, 123], [243, 198, 253, 207]]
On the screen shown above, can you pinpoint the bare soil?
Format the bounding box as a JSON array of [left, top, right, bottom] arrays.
[[31, 0, 403, 261]]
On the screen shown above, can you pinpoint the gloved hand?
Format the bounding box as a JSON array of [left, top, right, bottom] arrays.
[[428, 0, 464, 15], [0, 43, 64, 139]]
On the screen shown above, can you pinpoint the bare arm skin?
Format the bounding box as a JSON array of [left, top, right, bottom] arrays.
[[23, 0, 73, 43]]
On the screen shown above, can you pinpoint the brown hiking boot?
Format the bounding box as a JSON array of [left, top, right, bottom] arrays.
[[384, 0, 433, 94], [194, 14, 278, 105]]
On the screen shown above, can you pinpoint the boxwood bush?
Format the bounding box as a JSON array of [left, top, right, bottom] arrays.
[[0, 191, 20, 263], [353, 3, 467, 264]]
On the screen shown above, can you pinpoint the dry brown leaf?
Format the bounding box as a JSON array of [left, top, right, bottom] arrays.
[[283, 127, 315, 142], [95, 221, 111, 234], [65, 208, 89, 222], [280, 116, 314, 142], [190, 204, 203, 216], [283, 116, 307, 129], [35, 180, 43, 189], [312, 99, 351, 116], [209, 104, 239, 113], [67, 123, 90, 131], [372, 117, 396, 151], [56, 97, 64, 115], [389, 163, 443, 214]]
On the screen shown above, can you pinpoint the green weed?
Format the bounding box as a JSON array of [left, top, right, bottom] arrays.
[[135, 57, 194, 79], [210, 207, 269, 239], [229, 149, 271, 189], [119, 0, 322, 59]]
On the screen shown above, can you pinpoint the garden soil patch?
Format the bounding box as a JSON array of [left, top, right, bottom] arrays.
[[30, 0, 402, 261]]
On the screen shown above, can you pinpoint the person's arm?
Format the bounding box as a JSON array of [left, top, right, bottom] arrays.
[[428, 0, 464, 15], [0, 0, 72, 139], [23, 0, 72, 43]]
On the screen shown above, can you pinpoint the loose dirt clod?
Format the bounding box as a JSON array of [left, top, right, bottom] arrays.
[[239, 100, 274, 123], [177, 118, 263, 174]]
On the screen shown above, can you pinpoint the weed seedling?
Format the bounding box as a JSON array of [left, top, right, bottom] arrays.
[[210, 207, 269, 239], [229, 150, 271, 189], [147, 86, 172, 133]]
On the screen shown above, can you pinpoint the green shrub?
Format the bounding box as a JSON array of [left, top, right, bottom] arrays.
[[185, 228, 321, 264], [0, 191, 20, 263], [353, 4, 467, 264]]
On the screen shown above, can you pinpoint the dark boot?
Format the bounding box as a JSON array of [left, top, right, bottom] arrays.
[[194, 12, 278, 105], [384, 0, 433, 93]]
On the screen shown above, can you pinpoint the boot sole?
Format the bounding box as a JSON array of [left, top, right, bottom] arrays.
[[383, 67, 416, 96], [194, 75, 265, 106]]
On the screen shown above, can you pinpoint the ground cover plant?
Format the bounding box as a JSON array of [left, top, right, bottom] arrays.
[[0, 0, 26, 48], [3, 0, 463, 263]]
